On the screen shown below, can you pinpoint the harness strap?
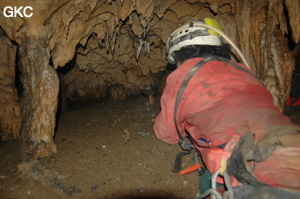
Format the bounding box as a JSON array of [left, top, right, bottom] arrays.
[[172, 57, 214, 172], [216, 56, 264, 86], [174, 56, 215, 147]]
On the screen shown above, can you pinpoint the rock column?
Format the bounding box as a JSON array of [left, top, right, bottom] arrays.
[[19, 38, 59, 160]]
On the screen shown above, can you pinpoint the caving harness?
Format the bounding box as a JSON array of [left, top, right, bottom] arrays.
[[172, 56, 264, 199]]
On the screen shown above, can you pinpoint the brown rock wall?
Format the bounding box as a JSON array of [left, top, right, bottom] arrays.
[[0, 28, 20, 140], [234, 0, 297, 111]]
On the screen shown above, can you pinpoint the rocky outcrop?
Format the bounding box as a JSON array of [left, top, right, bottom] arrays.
[[0, 0, 299, 159]]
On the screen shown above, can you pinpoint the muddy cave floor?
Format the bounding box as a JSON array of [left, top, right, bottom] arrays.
[[1, 95, 300, 199]]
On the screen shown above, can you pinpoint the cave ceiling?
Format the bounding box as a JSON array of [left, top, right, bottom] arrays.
[[0, 0, 300, 110]]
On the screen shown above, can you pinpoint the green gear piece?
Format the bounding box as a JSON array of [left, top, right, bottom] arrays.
[[199, 169, 222, 194]]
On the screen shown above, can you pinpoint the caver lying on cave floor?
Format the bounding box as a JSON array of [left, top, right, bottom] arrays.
[[154, 18, 300, 199]]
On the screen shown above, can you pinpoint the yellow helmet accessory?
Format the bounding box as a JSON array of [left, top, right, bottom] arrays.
[[204, 18, 224, 37]]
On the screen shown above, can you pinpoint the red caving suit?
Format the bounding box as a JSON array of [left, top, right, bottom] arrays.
[[154, 57, 300, 191]]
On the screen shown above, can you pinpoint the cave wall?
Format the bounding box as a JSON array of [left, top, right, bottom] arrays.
[[0, 0, 299, 159], [57, 0, 300, 109], [0, 28, 20, 140], [235, 0, 299, 110]]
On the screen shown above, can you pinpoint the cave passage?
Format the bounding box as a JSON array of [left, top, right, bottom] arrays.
[[0, 2, 300, 197]]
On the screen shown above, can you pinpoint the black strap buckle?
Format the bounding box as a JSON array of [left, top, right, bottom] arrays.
[[173, 140, 197, 172]]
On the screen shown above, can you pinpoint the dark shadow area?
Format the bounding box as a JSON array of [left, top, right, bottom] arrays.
[[282, 2, 300, 111], [55, 53, 77, 75], [282, 1, 296, 51], [284, 106, 300, 124], [166, 62, 176, 72], [54, 53, 77, 134], [13, 42, 22, 99], [102, 191, 184, 199]]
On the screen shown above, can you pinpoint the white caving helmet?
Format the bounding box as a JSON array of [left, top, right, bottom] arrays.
[[166, 18, 224, 64]]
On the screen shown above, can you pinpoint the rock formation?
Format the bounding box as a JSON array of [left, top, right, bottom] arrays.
[[0, 0, 299, 159], [0, 28, 20, 140]]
